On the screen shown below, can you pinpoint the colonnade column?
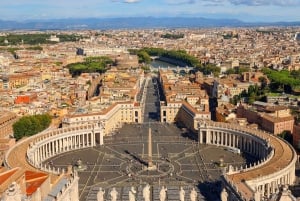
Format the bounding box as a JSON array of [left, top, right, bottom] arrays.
[[199, 131, 203, 143], [221, 132, 224, 146], [206, 130, 211, 144], [83, 134, 85, 147], [232, 135, 236, 148], [212, 131, 215, 144]]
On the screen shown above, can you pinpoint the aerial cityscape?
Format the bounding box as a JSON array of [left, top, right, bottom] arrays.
[[1, 1, 300, 201]]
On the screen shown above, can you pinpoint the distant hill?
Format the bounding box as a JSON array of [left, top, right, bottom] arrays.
[[0, 17, 300, 30]]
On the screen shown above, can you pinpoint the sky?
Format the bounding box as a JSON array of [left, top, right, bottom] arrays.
[[1, 0, 300, 22]]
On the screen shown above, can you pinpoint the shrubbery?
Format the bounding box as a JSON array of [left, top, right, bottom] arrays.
[[66, 56, 113, 77], [13, 114, 52, 140]]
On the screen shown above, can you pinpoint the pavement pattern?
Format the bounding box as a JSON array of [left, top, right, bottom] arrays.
[[44, 76, 252, 200], [45, 122, 249, 201]]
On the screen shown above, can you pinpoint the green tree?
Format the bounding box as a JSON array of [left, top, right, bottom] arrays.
[[66, 56, 113, 77], [137, 51, 151, 64], [13, 114, 52, 140], [278, 130, 293, 144]]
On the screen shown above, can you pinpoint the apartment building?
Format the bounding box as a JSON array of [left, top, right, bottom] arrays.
[[158, 69, 211, 130], [237, 101, 294, 134], [62, 102, 142, 136]]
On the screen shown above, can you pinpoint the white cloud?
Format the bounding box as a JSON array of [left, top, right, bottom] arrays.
[[229, 0, 300, 6], [165, 0, 300, 6], [124, 0, 140, 3]]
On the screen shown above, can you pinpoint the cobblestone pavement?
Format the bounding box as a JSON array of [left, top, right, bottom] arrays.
[[44, 77, 252, 201], [45, 123, 248, 201]]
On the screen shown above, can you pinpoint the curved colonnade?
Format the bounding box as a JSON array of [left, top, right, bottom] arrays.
[[198, 121, 297, 201], [5, 124, 103, 175], [5, 120, 297, 201]]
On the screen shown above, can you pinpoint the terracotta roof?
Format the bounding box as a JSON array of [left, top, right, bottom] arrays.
[[261, 113, 294, 123], [0, 167, 20, 185], [25, 171, 48, 196]]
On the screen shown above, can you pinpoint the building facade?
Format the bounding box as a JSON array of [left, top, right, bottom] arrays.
[[237, 102, 294, 135]]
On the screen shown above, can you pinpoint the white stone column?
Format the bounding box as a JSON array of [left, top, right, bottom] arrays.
[[199, 131, 203, 143], [34, 150, 37, 165], [90, 133, 93, 146], [50, 142, 52, 156], [221, 132, 224, 145], [99, 132, 103, 145], [49, 142, 52, 157], [59, 138, 62, 152], [80, 135, 82, 148], [44, 144, 46, 160], [41, 145, 45, 161], [38, 147, 41, 163], [62, 138, 64, 152], [83, 134, 86, 147], [232, 135, 236, 148], [75, 135, 78, 148], [206, 130, 211, 144], [66, 137, 69, 151], [44, 144, 47, 159], [46, 143, 49, 158], [92, 133, 95, 146], [55, 140, 58, 153], [67, 137, 70, 151], [266, 183, 270, 198], [290, 167, 295, 184], [77, 135, 80, 148]]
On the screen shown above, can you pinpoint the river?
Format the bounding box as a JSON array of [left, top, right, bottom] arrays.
[[150, 59, 177, 68]]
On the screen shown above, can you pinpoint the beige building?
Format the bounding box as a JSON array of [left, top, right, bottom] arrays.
[[63, 102, 142, 136], [237, 101, 294, 135], [0, 112, 17, 139], [100, 68, 144, 104], [159, 69, 211, 130]]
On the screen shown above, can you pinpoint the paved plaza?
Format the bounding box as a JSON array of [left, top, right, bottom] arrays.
[[44, 77, 251, 200], [45, 122, 249, 201]]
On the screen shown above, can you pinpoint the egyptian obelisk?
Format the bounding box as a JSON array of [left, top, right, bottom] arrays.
[[146, 127, 156, 170], [148, 127, 153, 168]]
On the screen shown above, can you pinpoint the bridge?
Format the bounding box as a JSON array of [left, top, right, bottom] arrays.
[[150, 65, 195, 74], [150, 56, 160, 60]]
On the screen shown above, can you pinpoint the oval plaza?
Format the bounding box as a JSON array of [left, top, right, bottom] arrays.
[[3, 68, 298, 201]]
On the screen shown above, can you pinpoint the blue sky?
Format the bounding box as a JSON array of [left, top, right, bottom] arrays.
[[1, 0, 300, 22]]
